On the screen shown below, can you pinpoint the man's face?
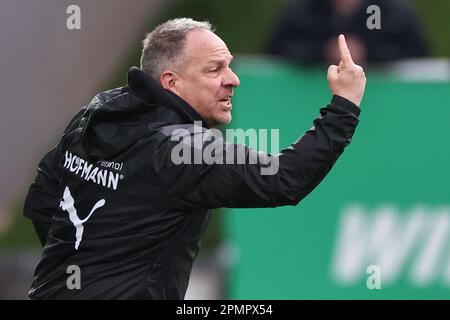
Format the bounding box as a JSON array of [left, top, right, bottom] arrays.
[[169, 29, 240, 127]]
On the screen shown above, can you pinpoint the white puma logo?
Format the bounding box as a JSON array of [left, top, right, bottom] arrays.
[[59, 186, 105, 250]]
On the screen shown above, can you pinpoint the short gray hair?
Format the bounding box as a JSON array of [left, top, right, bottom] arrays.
[[140, 18, 214, 80]]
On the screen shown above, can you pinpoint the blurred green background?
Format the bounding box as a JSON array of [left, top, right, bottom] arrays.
[[226, 58, 450, 298]]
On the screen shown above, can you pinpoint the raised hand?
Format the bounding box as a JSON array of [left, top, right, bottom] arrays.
[[327, 34, 366, 107]]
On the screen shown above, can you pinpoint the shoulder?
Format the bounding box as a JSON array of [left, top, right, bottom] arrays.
[[158, 122, 209, 140]]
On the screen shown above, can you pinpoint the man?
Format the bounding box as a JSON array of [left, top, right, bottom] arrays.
[[24, 18, 365, 299]]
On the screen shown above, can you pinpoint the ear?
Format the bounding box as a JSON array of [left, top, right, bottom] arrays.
[[160, 70, 181, 95]]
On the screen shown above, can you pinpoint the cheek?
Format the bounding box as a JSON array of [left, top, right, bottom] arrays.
[[180, 81, 204, 107], [202, 84, 221, 106], [183, 77, 221, 111]]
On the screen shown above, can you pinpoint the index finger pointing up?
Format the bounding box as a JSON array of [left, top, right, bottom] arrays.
[[338, 34, 354, 65]]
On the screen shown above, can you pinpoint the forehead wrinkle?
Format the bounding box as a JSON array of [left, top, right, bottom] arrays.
[[191, 50, 234, 66], [189, 48, 231, 59], [186, 55, 233, 70]]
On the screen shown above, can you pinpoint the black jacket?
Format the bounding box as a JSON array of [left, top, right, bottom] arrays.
[[23, 67, 361, 299]]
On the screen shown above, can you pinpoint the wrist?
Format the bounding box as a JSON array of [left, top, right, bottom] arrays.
[[331, 95, 361, 116]]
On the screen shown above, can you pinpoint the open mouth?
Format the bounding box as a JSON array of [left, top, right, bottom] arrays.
[[219, 96, 232, 107]]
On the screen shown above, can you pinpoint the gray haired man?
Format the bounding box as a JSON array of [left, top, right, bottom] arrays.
[[24, 18, 365, 299]]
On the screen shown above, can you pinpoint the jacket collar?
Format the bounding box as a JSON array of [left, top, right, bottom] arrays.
[[127, 67, 209, 128]]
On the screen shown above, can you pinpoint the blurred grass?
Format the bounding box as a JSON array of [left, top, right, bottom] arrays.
[[413, 0, 450, 57], [0, 201, 40, 249]]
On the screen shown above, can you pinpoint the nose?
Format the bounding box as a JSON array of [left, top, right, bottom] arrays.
[[222, 67, 240, 88]]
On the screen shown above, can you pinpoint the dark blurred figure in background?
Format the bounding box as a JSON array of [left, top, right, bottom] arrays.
[[268, 0, 429, 65]]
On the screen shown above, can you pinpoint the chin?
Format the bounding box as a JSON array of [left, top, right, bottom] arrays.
[[220, 114, 232, 125], [210, 114, 232, 128], [224, 115, 232, 124]]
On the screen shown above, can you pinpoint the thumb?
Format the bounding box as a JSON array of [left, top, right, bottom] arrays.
[[327, 65, 339, 81]]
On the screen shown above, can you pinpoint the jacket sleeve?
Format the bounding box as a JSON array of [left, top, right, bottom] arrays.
[[23, 108, 86, 245], [160, 95, 361, 210]]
